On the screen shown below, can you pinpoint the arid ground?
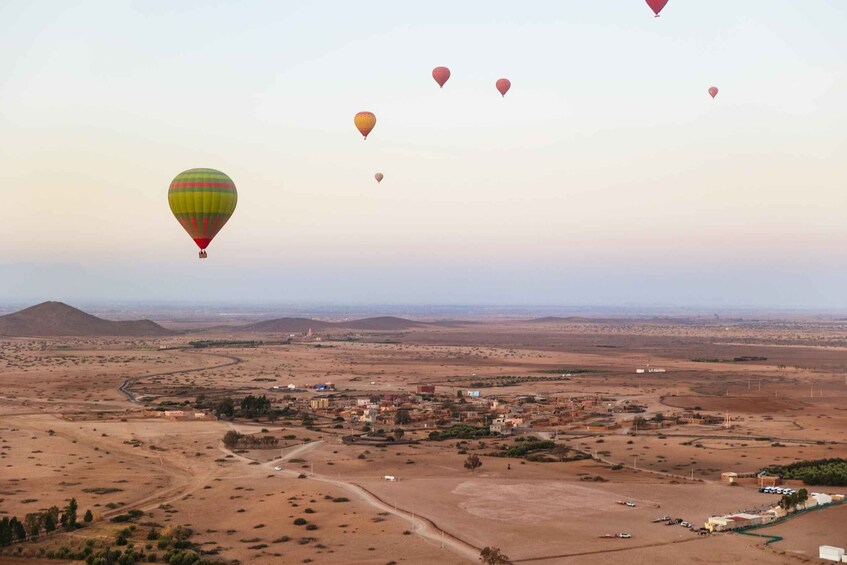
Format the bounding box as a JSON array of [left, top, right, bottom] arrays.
[[2, 314, 847, 564]]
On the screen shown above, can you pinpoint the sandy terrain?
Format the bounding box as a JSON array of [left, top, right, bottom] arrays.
[[3, 317, 847, 563]]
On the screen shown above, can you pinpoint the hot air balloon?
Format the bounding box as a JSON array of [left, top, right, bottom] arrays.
[[708, 86, 719, 99], [375, 172, 384, 183], [432, 66, 451, 88], [168, 168, 237, 259], [646, 0, 668, 17], [496, 78, 511, 97], [354, 111, 377, 140]]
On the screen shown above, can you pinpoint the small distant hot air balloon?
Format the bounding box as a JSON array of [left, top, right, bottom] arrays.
[[375, 172, 384, 183], [432, 66, 451, 88], [496, 78, 511, 98], [646, 0, 669, 17], [354, 111, 377, 140], [168, 168, 238, 259], [708, 86, 719, 99]]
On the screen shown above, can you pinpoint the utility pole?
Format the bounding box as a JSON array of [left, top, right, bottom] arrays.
[[691, 466, 694, 481], [633, 456, 637, 471]]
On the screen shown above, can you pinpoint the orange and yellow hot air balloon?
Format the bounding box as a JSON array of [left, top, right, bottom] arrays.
[[354, 111, 376, 140], [168, 168, 238, 259]]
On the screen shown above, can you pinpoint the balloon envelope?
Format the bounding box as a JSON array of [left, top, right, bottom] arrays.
[[375, 173, 384, 183], [709, 86, 719, 98], [496, 78, 511, 97], [432, 66, 451, 88], [354, 111, 377, 139], [168, 168, 237, 252], [646, 0, 669, 16]]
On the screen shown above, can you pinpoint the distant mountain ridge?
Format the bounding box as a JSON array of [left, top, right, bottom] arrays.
[[0, 302, 175, 337]]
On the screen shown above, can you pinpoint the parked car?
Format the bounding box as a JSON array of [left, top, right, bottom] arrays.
[[274, 465, 283, 471]]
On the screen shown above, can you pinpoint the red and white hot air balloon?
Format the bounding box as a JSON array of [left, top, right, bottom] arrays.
[[375, 172, 384, 183], [495, 78, 511, 97], [646, 0, 669, 17], [708, 86, 719, 99], [432, 66, 451, 88]]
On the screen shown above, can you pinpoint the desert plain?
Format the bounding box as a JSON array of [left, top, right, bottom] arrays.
[[2, 304, 847, 564]]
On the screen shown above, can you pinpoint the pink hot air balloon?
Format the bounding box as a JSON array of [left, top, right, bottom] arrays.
[[375, 172, 384, 183], [432, 66, 451, 88], [495, 78, 511, 98], [646, 0, 669, 17], [708, 86, 719, 99]]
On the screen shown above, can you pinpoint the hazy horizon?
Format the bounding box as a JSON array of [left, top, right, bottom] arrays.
[[2, 1, 846, 308]]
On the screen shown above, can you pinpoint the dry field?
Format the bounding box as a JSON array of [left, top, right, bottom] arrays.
[[2, 318, 847, 564]]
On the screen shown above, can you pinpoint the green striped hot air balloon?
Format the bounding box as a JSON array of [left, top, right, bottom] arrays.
[[168, 168, 237, 259]]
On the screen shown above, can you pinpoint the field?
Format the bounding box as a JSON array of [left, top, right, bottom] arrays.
[[2, 316, 847, 563]]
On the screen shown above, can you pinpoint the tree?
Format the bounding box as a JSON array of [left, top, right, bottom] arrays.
[[64, 498, 78, 530], [25, 513, 42, 537], [464, 454, 482, 472], [43, 511, 56, 534], [457, 390, 464, 399], [480, 546, 510, 565], [223, 430, 242, 449], [393, 428, 405, 441], [0, 517, 11, 546], [394, 409, 412, 425], [216, 398, 235, 419], [83, 509, 94, 524], [12, 518, 26, 542]]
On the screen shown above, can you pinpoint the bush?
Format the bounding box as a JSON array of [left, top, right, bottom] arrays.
[[293, 518, 307, 526]]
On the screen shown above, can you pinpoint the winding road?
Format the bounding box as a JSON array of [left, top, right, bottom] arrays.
[[118, 348, 242, 403]]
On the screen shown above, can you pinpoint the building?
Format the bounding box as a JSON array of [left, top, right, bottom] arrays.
[[758, 475, 782, 488], [310, 397, 329, 410], [705, 513, 763, 532], [490, 417, 513, 435], [721, 472, 738, 485], [812, 493, 833, 506], [416, 385, 436, 394], [467, 390, 481, 398], [819, 546, 845, 562]]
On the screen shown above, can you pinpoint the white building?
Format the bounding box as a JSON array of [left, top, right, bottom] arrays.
[[813, 493, 833, 506], [819, 545, 844, 562]]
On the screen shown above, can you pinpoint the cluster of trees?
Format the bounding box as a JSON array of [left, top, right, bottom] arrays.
[[779, 488, 809, 511], [493, 440, 555, 459], [212, 395, 282, 421], [188, 340, 264, 348], [0, 498, 90, 546], [76, 525, 206, 564], [429, 425, 492, 441], [765, 459, 847, 486], [222, 430, 279, 449], [240, 395, 272, 418]]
